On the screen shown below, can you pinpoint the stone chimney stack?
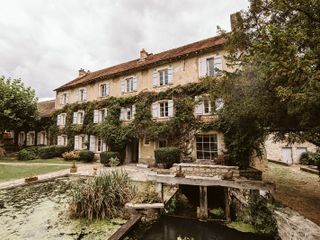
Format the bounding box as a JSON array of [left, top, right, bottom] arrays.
[[78, 68, 87, 77], [140, 48, 148, 61], [230, 12, 241, 31]]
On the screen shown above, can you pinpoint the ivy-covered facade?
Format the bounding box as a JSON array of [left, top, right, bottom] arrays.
[[53, 35, 229, 165]]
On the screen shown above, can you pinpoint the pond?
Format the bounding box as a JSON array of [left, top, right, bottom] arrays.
[[0, 177, 126, 240], [138, 215, 274, 240]]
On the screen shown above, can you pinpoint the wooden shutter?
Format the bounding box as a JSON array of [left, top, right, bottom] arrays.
[[102, 142, 107, 152], [132, 105, 136, 119], [168, 100, 174, 117], [57, 136, 61, 146], [198, 58, 207, 78], [215, 98, 224, 111], [73, 112, 78, 124], [214, 56, 222, 75], [89, 135, 96, 152], [151, 102, 158, 118], [120, 108, 126, 120], [59, 95, 63, 104], [57, 114, 61, 126], [37, 132, 41, 145], [168, 67, 173, 84], [121, 80, 126, 94], [66, 93, 69, 103], [93, 110, 99, 123], [195, 96, 203, 115], [83, 88, 87, 101], [106, 82, 110, 96], [77, 89, 80, 102], [152, 70, 159, 87], [44, 132, 47, 145], [132, 77, 138, 91], [74, 136, 79, 150]]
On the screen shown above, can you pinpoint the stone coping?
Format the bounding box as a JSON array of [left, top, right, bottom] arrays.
[[125, 203, 164, 209], [173, 163, 239, 169]]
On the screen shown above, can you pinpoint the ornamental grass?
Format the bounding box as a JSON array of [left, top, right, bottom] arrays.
[[69, 170, 135, 221]]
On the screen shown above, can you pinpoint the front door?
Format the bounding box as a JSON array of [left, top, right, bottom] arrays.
[[281, 147, 293, 164], [127, 139, 139, 163]]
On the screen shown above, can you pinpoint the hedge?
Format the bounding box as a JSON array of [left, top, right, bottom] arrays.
[[154, 147, 180, 165], [79, 150, 95, 162], [300, 152, 320, 166], [100, 151, 120, 166], [17, 148, 38, 160], [38, 145, 69, 159]]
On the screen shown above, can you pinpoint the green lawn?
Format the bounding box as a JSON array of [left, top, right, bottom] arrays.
[[0, 164, 69, 182], [0, 157, 77, 164]]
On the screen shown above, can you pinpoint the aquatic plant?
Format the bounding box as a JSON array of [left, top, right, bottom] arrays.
[[69, 170, 135, 221]]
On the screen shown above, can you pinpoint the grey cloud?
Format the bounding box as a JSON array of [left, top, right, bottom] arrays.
[[0, 0, 249, 100]]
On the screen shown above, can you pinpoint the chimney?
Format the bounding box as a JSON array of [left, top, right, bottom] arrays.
[[230, 12, 241, 31], [78, 68, 87, 77], [140, 48, 148, 61]]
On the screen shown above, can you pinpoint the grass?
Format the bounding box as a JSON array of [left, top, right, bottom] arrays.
[[0, 164, 69, 182], [0, 157, 88, 164]]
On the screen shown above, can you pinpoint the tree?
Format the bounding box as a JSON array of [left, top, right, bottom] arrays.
[[218, 0, 320, 147], [0, 76, 39, 138]]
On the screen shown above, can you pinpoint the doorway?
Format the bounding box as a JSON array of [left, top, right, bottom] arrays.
[[281, 147, 293, 164], [127, 138, 139, 163]]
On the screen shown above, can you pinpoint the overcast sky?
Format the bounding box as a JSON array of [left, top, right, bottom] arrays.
[[0, 0, 249, 101]]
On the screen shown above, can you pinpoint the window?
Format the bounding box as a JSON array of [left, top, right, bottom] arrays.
[[158, 139, 167, 148], [57, 135, 68, 146], [199, 56, 222, 78], [18, 132, 25, 146], [93, 109, 107, 123], [78, 88, 87, 102], [195, 96, 223, 115], [203, 99, 212, 114], [74, 135, 87, 150], [120, 105, 135, 121], [144, 135, 150, 146], [152, 100, 174, 118], [73, 111, 84, 124], [60, 92, 68, 105], [89, 135, 106, 153], [57, 113, 66, 126], [152, 67, 173, 87], [196, 134, 218, 160], [159, 69, 169, 86], [100, 83, 109, 97], [121, 77, 137, 94], [80, 135, 86, 149], [37, 131, 47, 145], [97, 137, 103, 152], [159, 101, 169, 118], [26, 132, 35, 146]]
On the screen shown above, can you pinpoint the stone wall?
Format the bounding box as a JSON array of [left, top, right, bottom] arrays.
[[274, 207, 320, 240]]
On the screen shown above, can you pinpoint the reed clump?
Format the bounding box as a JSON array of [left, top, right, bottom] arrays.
[[69, 170, 135, 221]]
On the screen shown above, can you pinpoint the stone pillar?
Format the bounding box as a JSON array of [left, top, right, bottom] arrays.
[[155, 182, 164, 202], [225, 188, 231, 221], [199, 186, 208, 219]]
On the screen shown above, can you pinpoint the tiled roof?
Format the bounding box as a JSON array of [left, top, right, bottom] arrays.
[[55, 35, 226, 91], [38, 100, 55, 117]]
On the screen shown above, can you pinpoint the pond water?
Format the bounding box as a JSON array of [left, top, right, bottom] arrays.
[[140, 215, 274, 240], [0, 177, 125, 240]]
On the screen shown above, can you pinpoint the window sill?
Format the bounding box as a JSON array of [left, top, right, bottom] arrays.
[[153, 83, 174, 89]]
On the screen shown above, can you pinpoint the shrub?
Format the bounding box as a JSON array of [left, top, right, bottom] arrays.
[[154, 147, 180, 166], [109, 157, 120, 167], [79, 150, 95, 162], [69, 170, 135, 221], [38, 145, 69, 159], [62, 151, 80, 161], [299, 152, 320, 165], [17, 148, 38, 160], [100, 151, 120, 166], [132, 183, 161, 204]]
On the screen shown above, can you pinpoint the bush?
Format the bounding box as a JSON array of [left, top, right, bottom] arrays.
[[79, 150, 95, 162], [109, 157, 120, 167], [299, 152, 320, 165], [69, 170, 135, 221], [38, 145, 69, 159], [100, 151, 120, 166], [154, 147, 180, 166], [62, 151, 80, 161], [17, 148, 38, 160]]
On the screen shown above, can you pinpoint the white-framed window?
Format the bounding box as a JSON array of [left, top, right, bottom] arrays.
[[93, 109, 107, 123], [100, 82, 110, 97], [59, 92, 69, 105], [120, 105, 136, 121], [89, 135, 107, 153], [26, 131, 35, 146], [144, 135, 150, 146], [37, 131, 47, 145], [77, 88, 87, 102], [196, 134, 218, 160], [74, 135, 88, 150], [18, 131, 25, 146], [194, 96, 224, 115], [57, 135, 68, 146], [199, 55, 223, 78], [57, 113, 67, 126], [152, 67, 173, 87], [151, 100, 174, 119], [121, 76, 137, 94], [73, 111, 85, 124]]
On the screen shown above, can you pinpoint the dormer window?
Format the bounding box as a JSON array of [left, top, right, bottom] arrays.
[[152, 67, 173, 87], [100, 82, 110, 97], [78, 88, 87, 102]]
